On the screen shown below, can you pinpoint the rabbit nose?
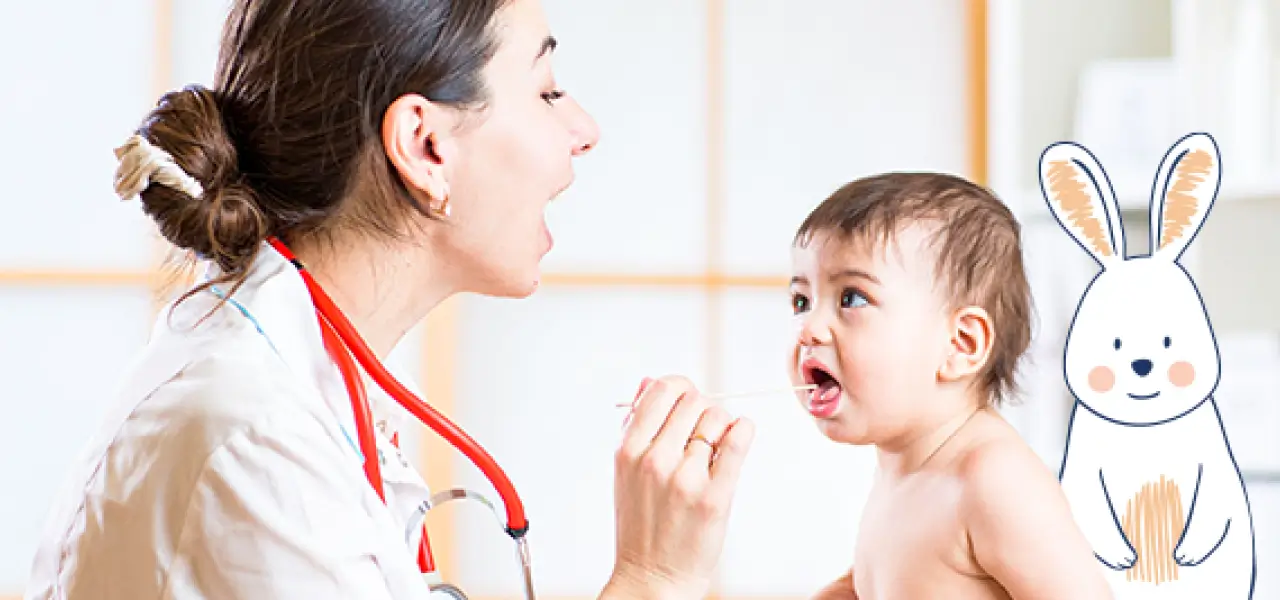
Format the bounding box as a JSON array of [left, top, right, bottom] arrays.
[[1132, 359, 1154, 377]]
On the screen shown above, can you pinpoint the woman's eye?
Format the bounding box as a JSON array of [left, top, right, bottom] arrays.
[[541, 89, 566, 104], [841, 289, 868, 309], [791, 293, 809, 314]]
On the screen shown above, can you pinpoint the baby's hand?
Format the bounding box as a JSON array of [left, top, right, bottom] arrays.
[[1093, 531, 1137, 571]]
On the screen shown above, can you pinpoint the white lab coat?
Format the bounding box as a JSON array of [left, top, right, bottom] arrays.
[[26, 243, 451, 599]]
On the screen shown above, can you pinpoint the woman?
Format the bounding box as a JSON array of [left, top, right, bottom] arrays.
[[26, 0, 755, 598]]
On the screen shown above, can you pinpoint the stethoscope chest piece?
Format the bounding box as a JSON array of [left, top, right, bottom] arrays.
[[423, 487, 538, 600]]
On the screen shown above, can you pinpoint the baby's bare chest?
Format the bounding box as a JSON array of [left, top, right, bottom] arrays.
[[853, 480, 1009, 600]]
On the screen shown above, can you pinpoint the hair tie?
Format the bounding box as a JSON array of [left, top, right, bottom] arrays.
[[112, 134, 205, 202]]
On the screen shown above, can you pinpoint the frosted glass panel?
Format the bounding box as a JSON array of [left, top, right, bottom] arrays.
[[715, 289, 875, 595], [538, 0, 709, 275], [447, 287, 709, 597], [0, 1, 158, 271], [172, 0, 236, 87], [0, 286, 153, 590], [723, 0, 970, 276], [998, 218, 1100, 468]]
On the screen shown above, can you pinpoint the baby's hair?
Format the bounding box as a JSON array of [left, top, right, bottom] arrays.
[[794, 172, 1032, 407]]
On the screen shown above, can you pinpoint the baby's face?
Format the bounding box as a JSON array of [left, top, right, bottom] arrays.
[[787, 225, 954, 446]]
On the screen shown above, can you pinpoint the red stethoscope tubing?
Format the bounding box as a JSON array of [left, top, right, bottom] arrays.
[[266, 236, 529, 574]]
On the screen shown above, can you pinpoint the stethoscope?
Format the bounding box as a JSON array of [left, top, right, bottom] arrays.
[[265, 236, 535, 600]]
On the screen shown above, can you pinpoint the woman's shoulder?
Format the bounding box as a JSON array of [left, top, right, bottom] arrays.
[[29, 338, 374, 599], [130, 333, 337, 459]]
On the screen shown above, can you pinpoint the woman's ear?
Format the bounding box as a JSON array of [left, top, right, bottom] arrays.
[[382, 93, 455, 214], [939, 306, 994, 383]]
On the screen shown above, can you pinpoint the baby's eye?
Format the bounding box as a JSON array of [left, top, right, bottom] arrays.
[[841, 289, 868, 309], [791, 293, 809, 314], [541, 89, 566, 105]]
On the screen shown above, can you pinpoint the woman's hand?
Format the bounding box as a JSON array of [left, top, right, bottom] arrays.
[[606, 375, 756, 600]]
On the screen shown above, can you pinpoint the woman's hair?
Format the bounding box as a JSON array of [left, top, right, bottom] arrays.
[[123, 0, 509, 303]]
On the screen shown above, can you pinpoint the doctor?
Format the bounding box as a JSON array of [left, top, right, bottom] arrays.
[[26, 0, 755, 598]]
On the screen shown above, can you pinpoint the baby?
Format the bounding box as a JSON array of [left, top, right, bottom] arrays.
[[787, 173, 1112, 599]]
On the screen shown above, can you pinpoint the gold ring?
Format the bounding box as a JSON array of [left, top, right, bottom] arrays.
[[687, 434, 717, 449]]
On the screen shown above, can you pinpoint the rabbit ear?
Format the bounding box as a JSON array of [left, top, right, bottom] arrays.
[[1039, 141, 1125, 267], [1149, 132, 1220, 263]]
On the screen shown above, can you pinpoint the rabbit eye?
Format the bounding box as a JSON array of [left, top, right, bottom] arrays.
[[1164, 336, 1171, 348], [1114, 338, 1122, 350]]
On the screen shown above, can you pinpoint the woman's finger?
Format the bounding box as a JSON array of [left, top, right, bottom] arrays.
[[619, 376, 691, 459], [705, 417, 756, 503], [621, 377, 654, 428], [679, 405, 734, 472], [618, 378, 670, 455], [649, 378, 711, 458]]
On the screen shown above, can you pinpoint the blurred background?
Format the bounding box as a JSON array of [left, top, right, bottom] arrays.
[[1, 0, 1277, 598]]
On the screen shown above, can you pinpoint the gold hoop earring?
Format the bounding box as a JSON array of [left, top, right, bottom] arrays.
[[427, 192, 451, 218]]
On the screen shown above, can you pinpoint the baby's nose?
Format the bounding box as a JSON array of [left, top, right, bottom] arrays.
[[1131, 359, 1153, 377]]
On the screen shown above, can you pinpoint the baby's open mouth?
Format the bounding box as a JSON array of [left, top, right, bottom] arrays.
[[801, 357, 844, 411], [1127, 391, 1161, 400]]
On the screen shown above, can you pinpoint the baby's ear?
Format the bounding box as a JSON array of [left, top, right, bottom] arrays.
[[939, 306, 994, 385], [1149, 132, 1220, 263], [1039, 141, 1125, 267]]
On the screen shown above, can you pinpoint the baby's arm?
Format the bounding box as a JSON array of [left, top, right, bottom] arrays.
[[810, 567, 857, 600], [961, 442, 1113, 599]]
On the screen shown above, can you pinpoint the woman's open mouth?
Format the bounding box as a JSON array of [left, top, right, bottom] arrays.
[[801, 357, 844, 418]]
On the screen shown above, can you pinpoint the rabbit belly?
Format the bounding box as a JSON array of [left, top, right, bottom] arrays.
[[1119, 476, 1185, 584], [1063, 403, 1256, 597]]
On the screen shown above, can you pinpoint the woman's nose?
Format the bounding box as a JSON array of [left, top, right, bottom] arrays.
[[567, 99, 600, 156]]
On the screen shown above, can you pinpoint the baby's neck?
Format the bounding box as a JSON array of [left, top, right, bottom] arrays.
[[876, 402, 989, 478]]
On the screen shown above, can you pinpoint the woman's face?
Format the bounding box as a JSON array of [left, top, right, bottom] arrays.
[[432, 0, 599, 298]]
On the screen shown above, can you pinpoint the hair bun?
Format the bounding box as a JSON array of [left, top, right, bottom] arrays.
[[123, 85, 267, 275]]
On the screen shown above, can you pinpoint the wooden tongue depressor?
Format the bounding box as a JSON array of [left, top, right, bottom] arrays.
[[616, 384, 817, 407]]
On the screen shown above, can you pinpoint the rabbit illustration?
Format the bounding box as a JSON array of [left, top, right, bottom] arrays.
[[1039, 132, 1256, 598]]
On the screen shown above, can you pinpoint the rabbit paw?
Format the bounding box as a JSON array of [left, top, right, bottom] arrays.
[[1094, 535, 1137, 571], [1173, 517, 1230, 567]]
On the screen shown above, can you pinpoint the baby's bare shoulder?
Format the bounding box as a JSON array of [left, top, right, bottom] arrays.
[[953, 427, 1061, 519], [943, 421, 1115, 597]]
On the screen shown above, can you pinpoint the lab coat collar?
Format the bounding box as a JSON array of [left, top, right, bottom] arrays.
[[194, 242, 434, 552], [186, 242, 420, 449]]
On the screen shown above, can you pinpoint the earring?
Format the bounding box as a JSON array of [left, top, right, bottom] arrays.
[[428, 186, 451, 218]]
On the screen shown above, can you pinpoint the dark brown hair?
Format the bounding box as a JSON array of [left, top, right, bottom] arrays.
[[129, 0, 509, 304], [794, 172, 1033, 407]]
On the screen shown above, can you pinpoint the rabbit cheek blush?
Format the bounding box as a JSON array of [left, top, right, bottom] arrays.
[[1088, 366, 1116, 393], [1168, 361, 1196, 388]]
